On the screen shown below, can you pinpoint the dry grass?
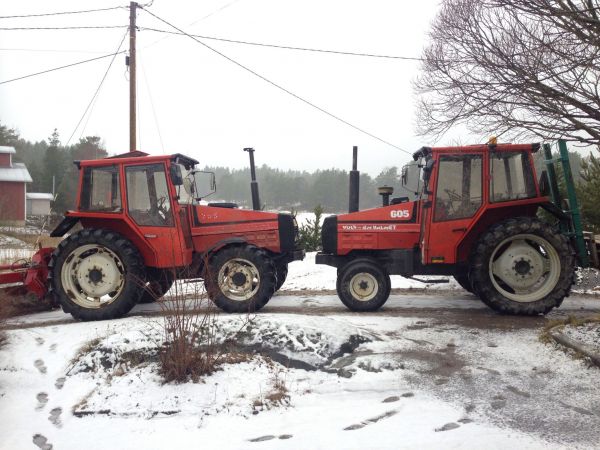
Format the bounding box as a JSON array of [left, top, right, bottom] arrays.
[[252, 359, 290, 411], [539, 315, 600, 344]]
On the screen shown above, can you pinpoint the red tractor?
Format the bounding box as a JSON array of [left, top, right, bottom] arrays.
[[1, 149, 303, 321], [316, 141, 587, 315]]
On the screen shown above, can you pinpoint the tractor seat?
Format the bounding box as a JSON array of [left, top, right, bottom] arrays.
[[208, 202, 238, 209]]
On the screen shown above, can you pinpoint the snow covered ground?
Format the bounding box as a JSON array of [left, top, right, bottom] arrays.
[[283, 252, 464, 292], [2, 293, 600, 450]]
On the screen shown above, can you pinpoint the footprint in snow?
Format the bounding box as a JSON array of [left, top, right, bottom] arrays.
[[36, 392, 48, 410], [33, 433, 53, 450], [248, 435, 275, 442], [35, 337, 44, 346], [344, 410, 398, 431], [34, 359, 47, 374], [49, 343, 57, 353], [55, 377, 66, 390], [382, 396, 400, 403], [435, 422, 460, 432], [48, 407, 62, 428]]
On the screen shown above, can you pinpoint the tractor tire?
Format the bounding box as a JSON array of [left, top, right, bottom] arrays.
[[49, 229, 145, 321], [139, 268, 175, 304], [469, 217, 575, 315], [275, 263, 288, 291], [454, 275, 473, 293], [205, 245, 276, 313], [336, 259, 391, 312]]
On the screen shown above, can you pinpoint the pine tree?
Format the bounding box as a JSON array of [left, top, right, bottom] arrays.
[[578, 151, 600, 233]]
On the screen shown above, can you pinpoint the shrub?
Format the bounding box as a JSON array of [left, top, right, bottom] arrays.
[[297, 205, 323, 252]]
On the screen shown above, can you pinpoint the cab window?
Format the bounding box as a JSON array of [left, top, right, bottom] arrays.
[[490, 151, 536, 202], [80, 165, 121, 212], [125, 164, 174, 227], [434, 154, 483, 221]]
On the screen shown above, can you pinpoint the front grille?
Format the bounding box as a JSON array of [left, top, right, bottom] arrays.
[[321, 215, 338, 254]]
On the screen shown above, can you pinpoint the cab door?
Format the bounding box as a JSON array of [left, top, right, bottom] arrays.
[[124, 163, 188, 267], [422, 152, 484, 265]]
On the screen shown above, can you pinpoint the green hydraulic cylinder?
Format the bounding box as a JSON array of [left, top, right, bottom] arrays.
[[557, 139, 589, 267]]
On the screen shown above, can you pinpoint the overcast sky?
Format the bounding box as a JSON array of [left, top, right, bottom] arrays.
[[0, 0, 449, 175]]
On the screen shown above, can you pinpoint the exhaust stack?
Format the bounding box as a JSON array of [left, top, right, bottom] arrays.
[[244, 147, 261, 210], [348, 146, 360, 213]]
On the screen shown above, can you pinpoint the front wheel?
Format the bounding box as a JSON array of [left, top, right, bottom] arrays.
[[336, 259, 391, 312], [469, 217, 575, 315], [274, 263, 288, 291], [49, 229, 145, 321], [205, 245, 276, 313]]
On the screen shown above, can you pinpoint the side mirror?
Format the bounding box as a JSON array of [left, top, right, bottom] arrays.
[[170, 164, 183, 186], [422, 158, 435, 189], [194, 171, 217, 199]]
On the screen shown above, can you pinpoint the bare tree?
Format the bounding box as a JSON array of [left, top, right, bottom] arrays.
[[415, 0, 600, 145]]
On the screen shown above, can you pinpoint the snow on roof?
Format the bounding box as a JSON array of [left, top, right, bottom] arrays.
[[0, 146, 16, 154], [26, 193, 53, 200], [0, 163, 33, 183]]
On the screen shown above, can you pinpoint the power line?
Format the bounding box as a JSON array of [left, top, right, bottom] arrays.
[[140, 27, 423, 61], [0, 47, 111, 54], [0, 51, 126, 85], [140, 7, 411, 155], [143, 0, 242, 50], [0, 6, 126, 19], [67, 30, 129, 145], [0, 25, 127, 31]]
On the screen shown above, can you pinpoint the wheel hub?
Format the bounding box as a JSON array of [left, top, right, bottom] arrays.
[[88, 267, 104, 284], [231, 271, 247, 287], [218, 258, 260, 301], [349, 272, 378, 301], [514, 258, 532, 276]]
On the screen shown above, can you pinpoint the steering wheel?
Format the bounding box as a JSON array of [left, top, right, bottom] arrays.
[[156, 196, 168, 220], [444, 188, 463, 203]]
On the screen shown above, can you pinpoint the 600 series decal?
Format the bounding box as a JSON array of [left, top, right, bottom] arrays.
[[390, 209, 411, 218]]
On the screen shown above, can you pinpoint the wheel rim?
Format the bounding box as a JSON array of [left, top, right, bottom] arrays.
[[60, 244, 126, 309], [489, 233, 561, 303], [349, 272, 378, 301], [217, 258, 260, 301]]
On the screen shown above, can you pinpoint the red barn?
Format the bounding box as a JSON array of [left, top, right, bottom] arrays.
[[0, 146, 32, 226]]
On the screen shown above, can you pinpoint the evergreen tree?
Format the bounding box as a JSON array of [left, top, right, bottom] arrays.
[[578, 151, 600, 233]]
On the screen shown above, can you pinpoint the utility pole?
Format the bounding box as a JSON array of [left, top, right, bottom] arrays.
[[129, 1, 137, 152]]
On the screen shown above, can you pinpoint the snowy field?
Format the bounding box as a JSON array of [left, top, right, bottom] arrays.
[[2, 295, 600, 450]]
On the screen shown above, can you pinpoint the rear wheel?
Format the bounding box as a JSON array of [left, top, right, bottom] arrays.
[[336, 260, 391, 312], [49, 229, 145, 321], [454, 275, 473, 293], [205, 245, 276, 313], [469, 217, 575, 315]]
